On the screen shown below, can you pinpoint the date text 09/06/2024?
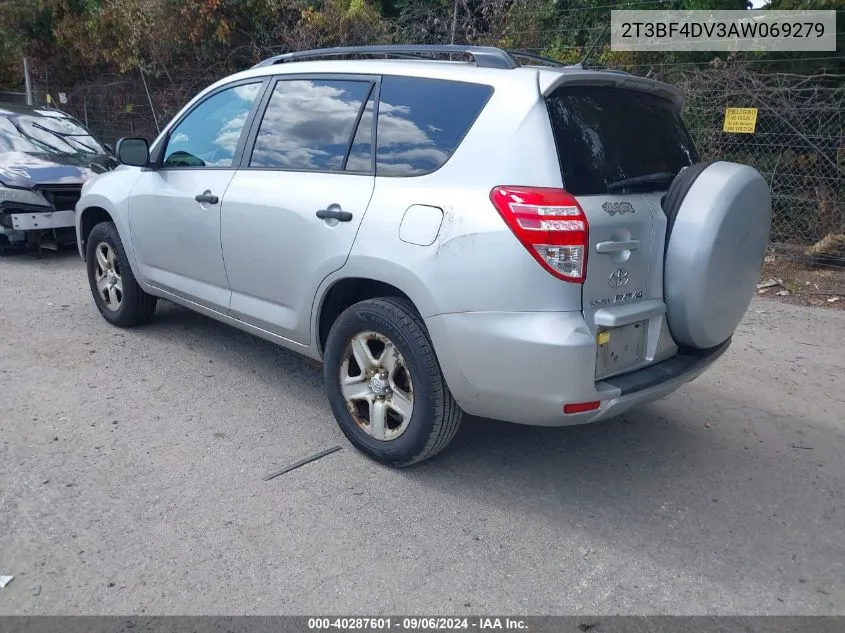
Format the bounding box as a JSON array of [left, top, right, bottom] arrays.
[[307, 617, 529, 630]]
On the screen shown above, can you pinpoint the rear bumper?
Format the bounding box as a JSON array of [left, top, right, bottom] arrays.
[[425, 310, 730, 427]]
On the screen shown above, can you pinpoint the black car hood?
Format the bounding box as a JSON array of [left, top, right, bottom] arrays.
[[0, 151, 118, 189]]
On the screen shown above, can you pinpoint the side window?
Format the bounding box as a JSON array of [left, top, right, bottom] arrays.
[[376, 76, 493, 177], [344, 90, 375, 173], [163, 82, 262, 168], [249, 79, 372, 171]]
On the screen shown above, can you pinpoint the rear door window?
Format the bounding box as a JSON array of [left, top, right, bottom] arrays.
[[249, 79, 373, 172], [546, 86, 698, 195], [376, 76, 492, 176]]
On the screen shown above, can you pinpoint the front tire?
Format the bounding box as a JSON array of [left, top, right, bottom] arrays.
[[85, 222, 157, 327], [323, 297, 463, 467]]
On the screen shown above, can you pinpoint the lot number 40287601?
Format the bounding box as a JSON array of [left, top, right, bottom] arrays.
[[307, 618, 394, 629]]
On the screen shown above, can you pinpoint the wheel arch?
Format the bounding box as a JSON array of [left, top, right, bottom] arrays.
[[314, 277, 420, 357], [78, 206, 114, 260], [77, 196, 148, 293]]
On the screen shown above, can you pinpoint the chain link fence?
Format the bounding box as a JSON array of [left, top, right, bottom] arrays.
[[677, 64, 844, 269], [25, 55, 845, 268]]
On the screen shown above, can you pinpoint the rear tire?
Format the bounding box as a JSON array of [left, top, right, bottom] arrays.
[[323, 297, 463, 467], [85, 222, 157, 327]]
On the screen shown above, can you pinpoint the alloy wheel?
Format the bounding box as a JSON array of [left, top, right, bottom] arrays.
[[339, 331, 414, 441], [93, 242, 123, 311]]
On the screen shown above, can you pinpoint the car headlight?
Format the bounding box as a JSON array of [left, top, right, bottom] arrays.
[[0, 183, 52, 207]]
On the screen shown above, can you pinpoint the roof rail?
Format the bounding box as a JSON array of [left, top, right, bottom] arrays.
[[506, 51, 564, 68], [252, 45, 519, 70]]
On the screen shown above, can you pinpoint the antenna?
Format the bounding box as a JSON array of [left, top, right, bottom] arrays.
[[574, 23, 609, 69]]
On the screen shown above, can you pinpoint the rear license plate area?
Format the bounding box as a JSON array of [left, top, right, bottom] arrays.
[[595, 320, 647, 380]]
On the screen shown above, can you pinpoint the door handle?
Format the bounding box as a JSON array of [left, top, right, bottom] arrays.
[[596, 239, 639, 253], [316, 207, 353, 222], [195, 191, 219, 205]]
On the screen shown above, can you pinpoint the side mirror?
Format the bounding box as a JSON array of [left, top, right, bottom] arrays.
[[115, 137, 149, 167]]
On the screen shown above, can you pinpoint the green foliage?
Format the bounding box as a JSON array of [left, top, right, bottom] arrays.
[[0, 0, 841, 90], [503, 0, 755, 71]]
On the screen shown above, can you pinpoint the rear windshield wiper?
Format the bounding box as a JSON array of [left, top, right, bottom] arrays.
[[607, 172, 676, 193]]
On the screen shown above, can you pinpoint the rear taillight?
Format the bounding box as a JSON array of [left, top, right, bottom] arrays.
[[563, 401, 601, 414], [490, 186, 588, 283]]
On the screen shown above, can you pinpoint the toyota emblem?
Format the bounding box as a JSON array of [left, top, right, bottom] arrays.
[[608, 268, 629, 288]]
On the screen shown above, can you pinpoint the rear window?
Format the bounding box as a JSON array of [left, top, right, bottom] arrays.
[[376, 76, 492, 177], [546, 86, 698, 195]]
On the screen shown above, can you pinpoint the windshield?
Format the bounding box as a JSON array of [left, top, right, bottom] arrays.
[[0, 109, 107, 156], [546, 86, 698, 195]]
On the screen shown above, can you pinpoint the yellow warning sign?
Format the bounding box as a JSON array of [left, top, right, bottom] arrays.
[[723, 107, 758, 134]]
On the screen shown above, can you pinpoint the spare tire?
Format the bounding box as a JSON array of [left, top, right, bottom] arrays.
[[663, 161, 772, 350]]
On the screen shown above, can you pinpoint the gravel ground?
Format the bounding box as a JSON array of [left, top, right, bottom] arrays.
[[759, 257, 845, 310], [1, 249, 844, 615]]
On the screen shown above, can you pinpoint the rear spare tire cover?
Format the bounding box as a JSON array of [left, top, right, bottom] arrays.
[[663, 161, 772, 349]]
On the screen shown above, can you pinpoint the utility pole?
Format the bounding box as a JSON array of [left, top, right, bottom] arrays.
[[22, 56, 33, 105]]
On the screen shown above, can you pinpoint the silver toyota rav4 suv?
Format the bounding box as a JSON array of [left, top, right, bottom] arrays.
[[75, 45, 772, 467]]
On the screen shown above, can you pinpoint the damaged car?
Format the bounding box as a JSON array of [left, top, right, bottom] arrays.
[[0, 103, 117, 254]]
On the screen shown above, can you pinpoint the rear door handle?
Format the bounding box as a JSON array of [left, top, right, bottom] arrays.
[[316, 207, 353, 222], [195, 191, 219, 205], [596, 239, 639, 253]]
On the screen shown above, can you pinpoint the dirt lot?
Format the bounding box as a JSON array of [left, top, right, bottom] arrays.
[[759, 254, 845, 310], [1, 250, 844, 615]]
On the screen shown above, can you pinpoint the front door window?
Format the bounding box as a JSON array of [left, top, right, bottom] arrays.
[[163, 82, 262, 168]]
